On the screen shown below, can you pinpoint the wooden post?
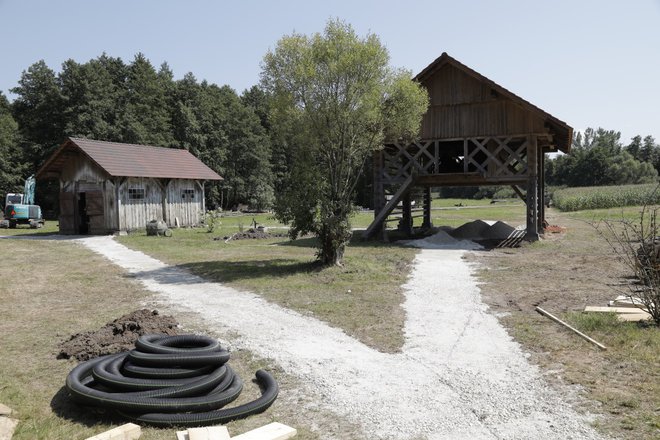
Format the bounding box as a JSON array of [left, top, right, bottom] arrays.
[[372, 149, 385, 239], [401, 191, 413, 236], [422, 186, 432, 229], [525, 135, 539, 241], [538, 151, 545, 232]]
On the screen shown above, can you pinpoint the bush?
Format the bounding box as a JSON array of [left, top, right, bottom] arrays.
[[553, 184, 660, 211], [596, 201, 660, 326]]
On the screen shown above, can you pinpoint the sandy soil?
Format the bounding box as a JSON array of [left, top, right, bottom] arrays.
[[75, 235, 606, 440]]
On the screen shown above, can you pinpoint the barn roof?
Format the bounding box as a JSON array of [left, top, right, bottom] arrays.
[[415, 53, 573, 153], [36, 138, 223, 180]]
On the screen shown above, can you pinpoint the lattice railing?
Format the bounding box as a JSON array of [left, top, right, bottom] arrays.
[[382, 136, 530, 184]]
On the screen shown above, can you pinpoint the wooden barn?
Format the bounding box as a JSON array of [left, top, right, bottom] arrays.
[[366, 53, 573, 240], [36, 137, 222, 234]]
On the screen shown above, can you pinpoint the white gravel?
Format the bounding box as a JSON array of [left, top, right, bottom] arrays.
[[76, 235, 605, 440]]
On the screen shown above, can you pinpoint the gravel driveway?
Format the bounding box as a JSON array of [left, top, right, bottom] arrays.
[[78, 235, 605, 440]]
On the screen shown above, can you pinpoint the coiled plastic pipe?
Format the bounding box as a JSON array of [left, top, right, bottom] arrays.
[[65, 334, 278, 427]]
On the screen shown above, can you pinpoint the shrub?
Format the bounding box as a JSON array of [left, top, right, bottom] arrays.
[[596, 199, 660, 326], [553, 183, 660, 211]]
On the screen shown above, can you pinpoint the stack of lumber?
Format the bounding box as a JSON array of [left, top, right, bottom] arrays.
[[584, 296, 652, 322]]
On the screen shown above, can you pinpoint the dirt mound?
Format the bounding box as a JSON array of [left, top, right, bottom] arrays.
[[219, 228, 289, 241], [482, 221, 516, 240], [450, 220, 491, 239], [57, 309, 181, 361]]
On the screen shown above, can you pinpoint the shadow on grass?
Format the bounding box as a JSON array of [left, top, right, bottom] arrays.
[[50, 386, 126, 427], [179, 258, 323, 283]]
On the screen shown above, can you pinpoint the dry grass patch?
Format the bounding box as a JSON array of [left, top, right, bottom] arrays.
[[471, 208, 660, 440], [0, 237, 363, 439]]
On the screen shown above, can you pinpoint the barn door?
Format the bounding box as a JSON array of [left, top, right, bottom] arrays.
[[86, 191, 105, 234], [59, 191, 75, 234]]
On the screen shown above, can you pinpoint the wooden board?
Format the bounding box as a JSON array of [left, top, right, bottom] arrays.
[[84, 423, 141, 440], [231, 422, 297, 440], [617, 313, 652, 322], [187, 426, 230, 440], [584, 306, 649, 314]]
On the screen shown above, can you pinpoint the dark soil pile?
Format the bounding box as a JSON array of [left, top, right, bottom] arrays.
[[57, 309, 181, 361], [219, 228, 289, 241]]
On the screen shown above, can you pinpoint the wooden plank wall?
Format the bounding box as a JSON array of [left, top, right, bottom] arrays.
[[118, 177, 164, 231], [420, 64, 547, 139], [166, 179, 203, 227]]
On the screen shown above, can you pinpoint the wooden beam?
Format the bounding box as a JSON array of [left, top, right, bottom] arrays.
[[364, 175, 414, 239], [230, 422, 297, 440], [510, 185, 525, 202], [536, 307, 607, 350], [525, 135, 539, 241], [422, 186, 432, 229], [415, 174, 527, 186]]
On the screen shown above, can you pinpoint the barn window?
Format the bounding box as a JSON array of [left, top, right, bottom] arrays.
[[128, 188, 145, 200], [182, 189, 195, 200]]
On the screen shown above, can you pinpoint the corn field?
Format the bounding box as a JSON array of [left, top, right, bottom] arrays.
[[552, 183, 660, 212]]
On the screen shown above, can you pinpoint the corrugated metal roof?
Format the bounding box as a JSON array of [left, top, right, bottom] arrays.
[[37, 138, 223, 180]]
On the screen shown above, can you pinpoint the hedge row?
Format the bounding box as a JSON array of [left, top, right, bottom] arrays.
[[552, 183, 660, 212]]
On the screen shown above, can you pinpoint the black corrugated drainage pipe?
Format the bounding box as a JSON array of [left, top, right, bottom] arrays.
[[65, 334, 278, 427]]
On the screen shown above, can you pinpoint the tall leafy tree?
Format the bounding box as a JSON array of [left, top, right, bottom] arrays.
[[0, 92, 27, 195], [59, 57, 124, 140], [11, 60, 65, 169], [547, 128, 657, 187], [119, 53, 174, 146], [171, 77, 274, 210], [261, 19, 428, 265]]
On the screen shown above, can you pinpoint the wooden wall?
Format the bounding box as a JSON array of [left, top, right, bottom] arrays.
[[166, 179, 203, 228], [420, 64, 548, 139], [58, 151, 206, 233]]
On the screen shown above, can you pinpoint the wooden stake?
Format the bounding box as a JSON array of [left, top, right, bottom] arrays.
[[535, 306, 607, 351]]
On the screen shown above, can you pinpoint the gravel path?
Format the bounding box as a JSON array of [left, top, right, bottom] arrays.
[[77, 235, 604, 440]]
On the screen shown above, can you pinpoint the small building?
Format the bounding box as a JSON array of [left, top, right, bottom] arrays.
[[36, 137, 222, 234], [366, 53, 573, 240]]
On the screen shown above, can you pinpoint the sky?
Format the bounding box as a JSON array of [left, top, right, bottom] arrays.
[[0, 0, 658, 143]]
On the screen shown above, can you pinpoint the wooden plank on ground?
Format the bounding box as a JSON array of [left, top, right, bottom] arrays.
[[617, 313, 652, 322], [536, 306, 607, 350], [187, 426, 230, 440], [84, 423, 141, 440], [230, 422, 297, 440], [584, 306, 649, 314]]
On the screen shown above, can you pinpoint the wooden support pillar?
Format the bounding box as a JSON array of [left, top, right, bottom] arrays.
[[525, 135, 539, 241], [422, 187, 432, 229], [538, 151, 546, 232], [372, 149, 386, 239], [400, 191, 413, 236]]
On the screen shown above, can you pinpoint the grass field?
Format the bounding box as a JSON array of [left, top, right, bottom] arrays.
[[1, 198, 658, 439]]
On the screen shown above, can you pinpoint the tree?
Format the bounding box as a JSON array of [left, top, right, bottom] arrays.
[[261, 19, 428, 265], [118, 53, 174, 146], [546, 128, 657, 187], [11, 60, 65, 170], [0, 92, 27, 195]]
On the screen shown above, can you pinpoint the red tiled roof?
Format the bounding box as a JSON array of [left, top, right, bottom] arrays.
[[37, 138, 223, 180]]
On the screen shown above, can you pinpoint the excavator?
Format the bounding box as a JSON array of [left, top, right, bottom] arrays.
[[3, 175, 44, 228]]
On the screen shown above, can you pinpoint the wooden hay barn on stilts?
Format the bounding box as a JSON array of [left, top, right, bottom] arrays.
[[365, 53, 573, 240], [36, 137, 222, 234]]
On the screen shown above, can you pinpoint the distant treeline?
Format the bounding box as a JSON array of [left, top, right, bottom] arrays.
[[0, 53, 277, 211], [0, 54, 658, 210]]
